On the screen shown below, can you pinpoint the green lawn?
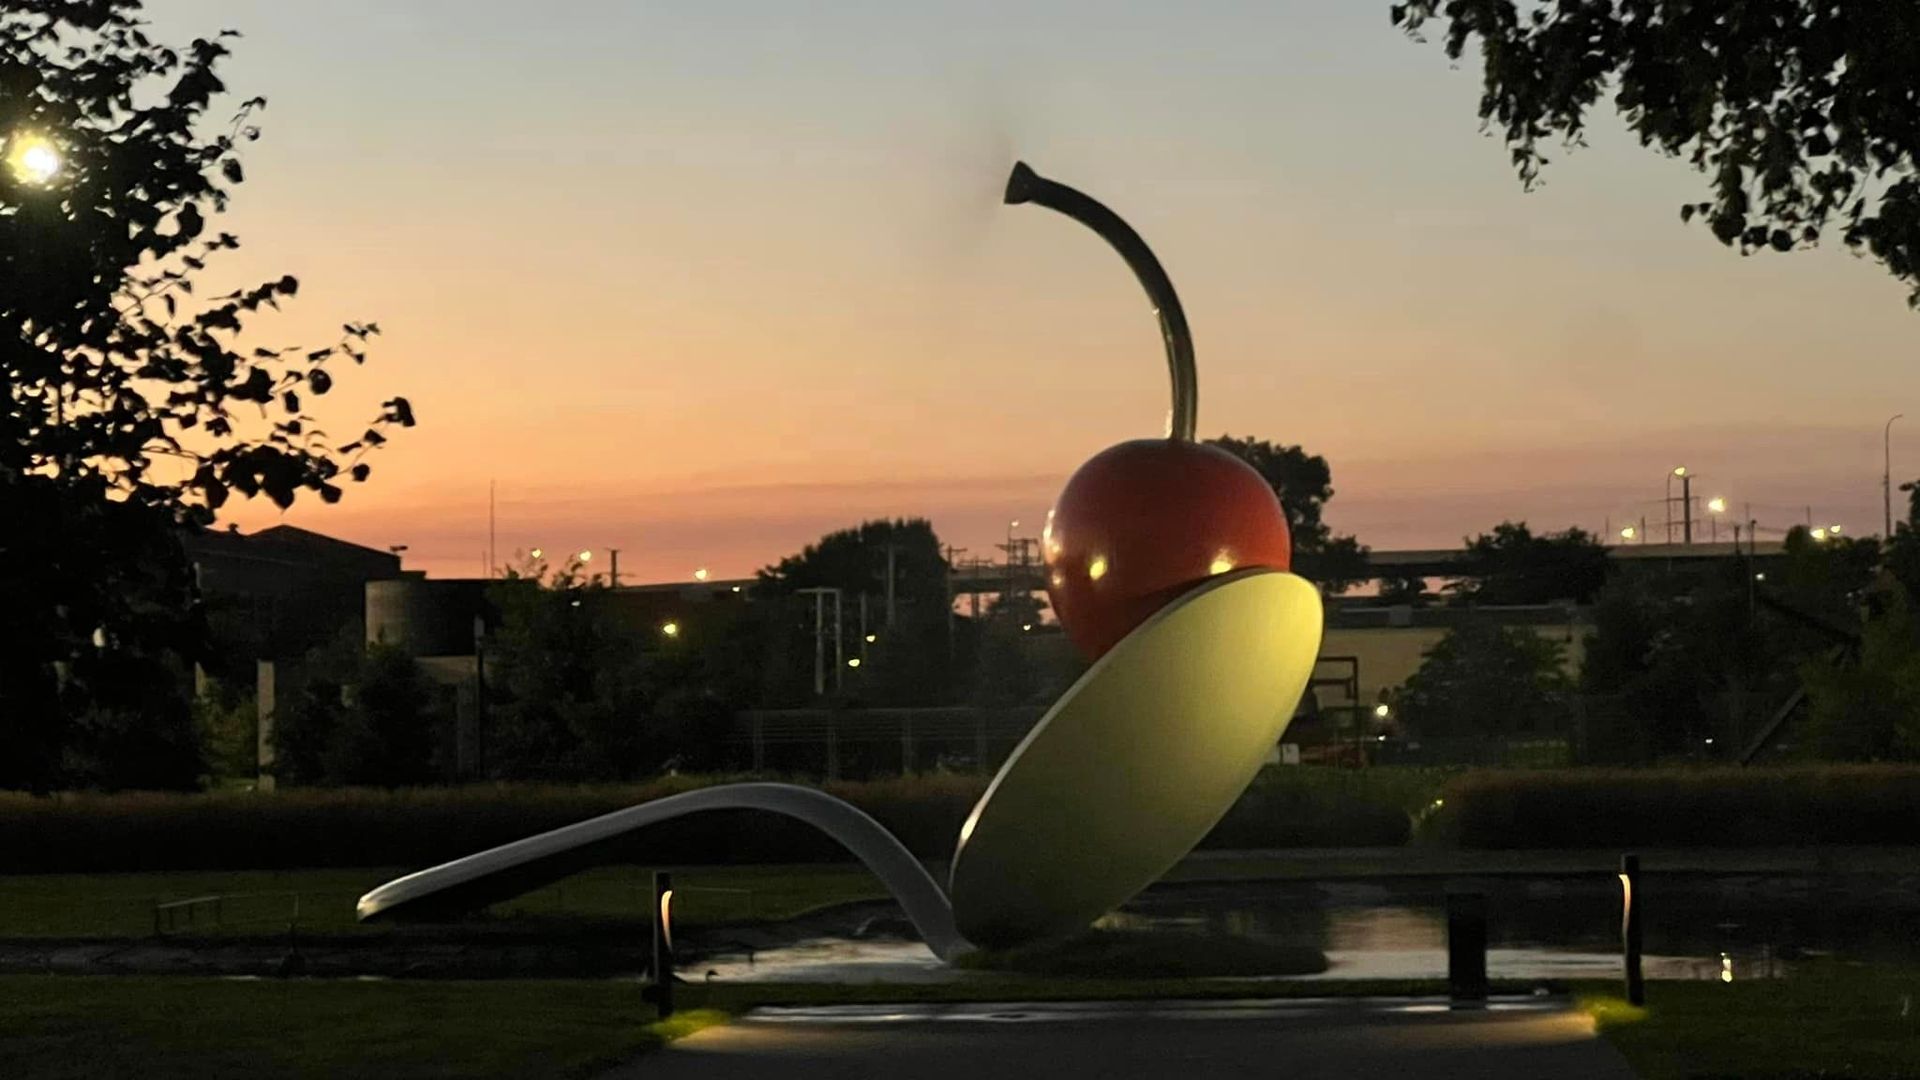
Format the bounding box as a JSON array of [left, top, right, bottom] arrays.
[[0, 863, 886, 939], [8, 846, 1914, 940], [0, 976, 683, 1080], [1580, 966, 1920, 1079], [0, 975, 1499, 1079]]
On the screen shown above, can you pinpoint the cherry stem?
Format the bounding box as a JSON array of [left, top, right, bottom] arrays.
[[1004, 161, 1197, 442]]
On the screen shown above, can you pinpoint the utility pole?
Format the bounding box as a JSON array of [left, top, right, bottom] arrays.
[[943, 545, 965, 658], [884, 543, 898, 629], [797, 587, 843, 696], [1681, 471, 1693, 545], [608, 548, 621, 589], [487, 480, 497, 579], [1887, 414, 1904, 537]]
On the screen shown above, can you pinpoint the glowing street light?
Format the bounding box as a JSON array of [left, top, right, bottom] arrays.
[[864, 633, 877, 643], [847, 657, 861, 668], [1373, 703, 1391, 719], [693, 567, 709, 582], [1708, 497, 1727, 514], [1829, 524, 1843, 536], [5, 132, 61, 185], [577, 549, 592, 562], [1811, 527, 1829, 542], [1620, 526, 1637, 541], [660, 621, 680, 638]]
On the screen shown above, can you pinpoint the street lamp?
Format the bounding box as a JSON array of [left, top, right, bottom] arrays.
[[660, 621, 680, 638], [693, 567, 709, 582], [577, 549, 592, 563], [5, 132, 61, 185], [1812, 527, 1829, 542], [1620, 525, 1637, 542], [1707, 497, 1727, 542]]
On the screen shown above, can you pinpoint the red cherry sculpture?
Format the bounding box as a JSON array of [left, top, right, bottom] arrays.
[[1007, 161, 1297, 659], [1044, 440, 1291, 659]]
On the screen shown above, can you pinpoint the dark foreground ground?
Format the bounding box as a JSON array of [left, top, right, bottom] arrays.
[[606, 997, 1638, 1080]]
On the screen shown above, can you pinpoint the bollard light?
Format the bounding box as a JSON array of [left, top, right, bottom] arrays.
[[1620, 853, 1644, 1006], [646, 870, 675, 1018]]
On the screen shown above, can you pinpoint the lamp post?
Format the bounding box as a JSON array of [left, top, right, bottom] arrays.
[[1887, 415, 1904, 538], [1667, 466, 1694, 545]]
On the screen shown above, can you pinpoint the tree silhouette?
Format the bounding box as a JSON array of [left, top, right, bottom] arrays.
[[1, 3, 411, 790], [1396, 1, 1920, 306], [1207, 435, 1369, 591]]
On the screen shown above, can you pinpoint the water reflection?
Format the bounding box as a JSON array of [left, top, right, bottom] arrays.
[[693, 871, 1920, 985]]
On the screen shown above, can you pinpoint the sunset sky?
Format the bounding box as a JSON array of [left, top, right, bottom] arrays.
[[155, 1, 1920, 582]]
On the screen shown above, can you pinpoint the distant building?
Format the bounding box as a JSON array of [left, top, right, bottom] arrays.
[[186, 525, 405, 664]]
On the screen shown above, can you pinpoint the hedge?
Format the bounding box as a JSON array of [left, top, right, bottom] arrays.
[[1426, 765, 1920, 849], [0, 767, 1432, 873]]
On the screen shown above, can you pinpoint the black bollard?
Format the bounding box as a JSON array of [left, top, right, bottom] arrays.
[[1620, 854, 1643, 1006], [646, 871, 675, 1018], [1446, 890, 1488, 1005]]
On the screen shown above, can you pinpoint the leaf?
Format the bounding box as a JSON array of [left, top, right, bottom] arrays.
[[277, 275, 299, 295], [282, 390, 300, 413], [351, 463, 371, 482], [383, 397, 415, 427], [319, 483, 342, 505], [308, 368, 332, 394], [221, 158, 243, 184]]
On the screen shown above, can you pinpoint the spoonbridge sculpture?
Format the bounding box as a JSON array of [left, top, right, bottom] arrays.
[[357, 162, 1323, 958]]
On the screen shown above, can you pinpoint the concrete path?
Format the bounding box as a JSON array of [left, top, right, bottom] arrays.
[[609, 997, 1640, 1079]]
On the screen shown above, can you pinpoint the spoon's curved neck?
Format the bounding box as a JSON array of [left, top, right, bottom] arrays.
[[1004, 161, 1196, 442]]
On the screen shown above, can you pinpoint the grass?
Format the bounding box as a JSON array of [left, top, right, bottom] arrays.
[[0, 863, 885, 939], [0, 974, 1545, 1079], [1579, 965, 1920, 1079], [0, 976, 686, 1080]]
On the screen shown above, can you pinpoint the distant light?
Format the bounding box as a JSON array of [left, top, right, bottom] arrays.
[[661, 621, 680, 638], [1010, 520, 1020, 529], [1050, 572, 1065, 589], [1373, 703, 1391, 718], [1620, 526, 1636, 540], [1377, 734, 1388, 742], [1755, 572, 1767, 582], [1021, 623, 1033, 632], [530, 547, 544, 560], [1209, 552, 1236, 576], [1704, 737, 1715, 745], [1672, 466, 1688, 478], [6, 133, 61, 184], [730, 585, 741, 593], [1720, 953, 1734, 984], [693, 567, 709, 581], [864, 634, 877, 643], [1829, 524, 1843, 535], [577, 549, 592, 562], [847, 657, 861, 668], [1708, 497, 1727, 514], [1088, 554, 1109, 581], [1812, 528, 1828, 541], [660, 889, 674, 953]]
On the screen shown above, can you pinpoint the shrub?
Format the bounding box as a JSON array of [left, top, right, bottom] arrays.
[[0, 767, 1442, 873], [1425, 765, 1920, 848]]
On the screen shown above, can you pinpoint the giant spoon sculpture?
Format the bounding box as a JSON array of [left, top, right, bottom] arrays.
[[357, 162, 1323, 959]]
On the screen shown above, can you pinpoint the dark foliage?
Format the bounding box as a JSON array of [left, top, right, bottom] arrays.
[[1206, 435, 1369, 591], [1, 2, 409, 790], [1450, 521, 1612, 605], [1396, 618, 1571, 738], [1395, 1, 1920, 306], [1430, 765, 1920, 848]]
